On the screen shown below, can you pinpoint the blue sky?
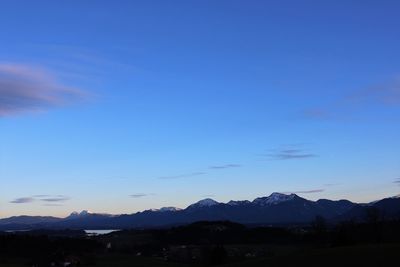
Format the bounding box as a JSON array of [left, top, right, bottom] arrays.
[[1, 0, 399, 218]]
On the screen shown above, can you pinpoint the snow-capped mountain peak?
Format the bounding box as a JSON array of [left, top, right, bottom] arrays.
[[143, 207, 182, 213], [253, 192, 296, 206], [68, 210, 114, 218], [268, 192, 296, 202], [187, 198, 220, 209], [196, 198, 219, 207], [159, 207, 182, 212], [68, 210, 91, 218], [79, 210, 90, 216], [227, 200, 251, 206]]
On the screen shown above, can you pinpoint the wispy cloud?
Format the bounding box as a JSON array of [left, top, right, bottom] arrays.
[[40, 196, 70, 202], [10, 197, 35, 204], [265, 146, 317, 160], [304, 78, 400, 120], [159, 172, 206, 179], [209, 164, 241, 169], [10, 195, 70, 204], [347, 80, 400, 106], [393, 178, 400, 185], [0, 63, 87, 116], [158, 162, 242, 181], [129, 193, 152, 198], [29, 43, 140, 77]]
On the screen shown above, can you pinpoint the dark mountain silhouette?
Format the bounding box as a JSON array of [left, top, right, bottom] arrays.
[[0, 215, 61, 225], [373, 197, 400, 216], [1, 193, 399, 230], [336, 196, 400, 222]]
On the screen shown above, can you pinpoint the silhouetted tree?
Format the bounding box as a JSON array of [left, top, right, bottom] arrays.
[[366, 207, 381, 225], [365, 207, 383, 243], [312, 215, 327, 234]]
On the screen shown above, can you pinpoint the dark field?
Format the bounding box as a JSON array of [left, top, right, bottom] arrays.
[[1, 244, 398, 267], [1, 220, 400, 266]]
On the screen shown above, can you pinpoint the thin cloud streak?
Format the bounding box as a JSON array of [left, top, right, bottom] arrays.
[[209, 164, 241, 169], [40, 196, 70, 202], [10, 197, 35, 204], [10, 195, 70, 204], [275, 154, 317, 160], [304, 78, 400, 120], [0, 63, 87, 116], [346, 80, 400, 106], [157, 163, 242, 181], [130, 193, 151, 198], [265, 146, 317, 160]]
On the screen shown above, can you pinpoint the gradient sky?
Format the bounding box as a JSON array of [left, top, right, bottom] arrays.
[[1, 0, 400, 218]]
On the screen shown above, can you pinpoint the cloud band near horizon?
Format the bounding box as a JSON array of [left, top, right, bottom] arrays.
[[10, 195, 70, 204]]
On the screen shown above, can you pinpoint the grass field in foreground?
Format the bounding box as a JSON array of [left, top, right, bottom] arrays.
[[225, 243, 400, 267], [1, 243, 399, 267]]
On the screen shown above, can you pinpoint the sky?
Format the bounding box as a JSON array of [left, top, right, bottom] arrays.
[[1, 0, 400, 218]]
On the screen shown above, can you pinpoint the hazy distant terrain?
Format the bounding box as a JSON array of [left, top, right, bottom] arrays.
[[1, 193, 399, 231]]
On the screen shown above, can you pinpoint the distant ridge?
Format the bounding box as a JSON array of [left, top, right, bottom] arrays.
[[1, 193, 400, 230]]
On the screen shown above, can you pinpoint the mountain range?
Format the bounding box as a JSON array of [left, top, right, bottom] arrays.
[[1, 193, 399, 230]]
